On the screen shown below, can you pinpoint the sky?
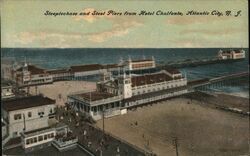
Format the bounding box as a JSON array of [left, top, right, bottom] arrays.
[[1, 0, 248, 48]]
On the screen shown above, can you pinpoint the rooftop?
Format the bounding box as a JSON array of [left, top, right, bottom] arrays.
[[2, 95, 55, 112], [17, 65, 46, 75], [131, 72, 180, 87], [70, 64, 103, 72], [130, 59, 153, 63], [46, 68, 70, 74], [76, 91, 116, 102], [164, 68, 181, 74]]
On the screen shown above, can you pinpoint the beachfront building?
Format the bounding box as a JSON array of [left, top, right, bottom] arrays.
[[14, 63, 53, 86], [218, 49, 245, 60], [46, 68, 73, 81], [68, 68, 187, 120], [2, 95, 56, 140], [123, 56, 156, 71]]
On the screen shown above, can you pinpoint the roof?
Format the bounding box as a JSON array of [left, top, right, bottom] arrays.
[[221, 50, 244, 54], [2, 95, 55, 112], [130, 59, 153, 63], [164, 68, 181, 74], [131, 72, 175, 87], [17, 65, 45, 75], [103, 64, 119, 69], [46, 68, 69, 74], [70, 64, 103, 72], [76, 91, 115, 102]]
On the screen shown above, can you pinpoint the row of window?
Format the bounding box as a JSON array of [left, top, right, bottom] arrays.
[[26, 133, 54, 145], [132, 84, 184, 96], [132, 63, 154, 69], [14, 111, 46, 120]]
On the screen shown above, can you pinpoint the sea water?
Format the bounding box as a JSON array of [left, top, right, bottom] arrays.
[[1, 48, 249, 98]]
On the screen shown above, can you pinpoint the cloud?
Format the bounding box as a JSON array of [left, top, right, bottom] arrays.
[[73, 8, 144, 43], [87, 19, 143, 43], [11, 31, 82, 48], [180, 28, 243, 36], [167, 36, 245, 48], [166, 16, 233, 25]]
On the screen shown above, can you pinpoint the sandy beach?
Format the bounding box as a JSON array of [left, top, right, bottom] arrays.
[[30, 81, 96, 106], [96, 98, 249, 156]]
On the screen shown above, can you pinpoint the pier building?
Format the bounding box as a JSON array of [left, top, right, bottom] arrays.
[[68, 68, 187, 120], [218, 49, 245, 60], [10, 57, 156, 87], [122, 56, 156, 71], [14, 63, 53, 86]]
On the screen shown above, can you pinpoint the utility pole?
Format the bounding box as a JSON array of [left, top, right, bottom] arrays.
[[23, 113, 26, 131], [172, 137, 179, 156], [102, 108, 105, 137]]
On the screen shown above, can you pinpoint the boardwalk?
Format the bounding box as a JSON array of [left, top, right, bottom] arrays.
[[56, 105, 153, 156]]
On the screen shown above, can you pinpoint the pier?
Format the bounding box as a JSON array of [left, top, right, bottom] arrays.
[[188, 71, 249, 91]]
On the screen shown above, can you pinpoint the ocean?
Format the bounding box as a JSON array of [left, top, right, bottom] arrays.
[[1, 48, 249, 97]]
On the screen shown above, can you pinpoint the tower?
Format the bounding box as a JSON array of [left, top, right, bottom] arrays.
[[22, 61, 31, 84], [118, 72, 132, 99]]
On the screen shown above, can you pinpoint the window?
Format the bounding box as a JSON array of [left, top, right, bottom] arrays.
[[34, 137, 37, 143], [38, 136, 43, 141], [26, 139, 30, 145], [30, 138, 34, 144], [38, 112, 44, 115], [48, 133, 54, 138], [44, 134, 47, 140], [28, 112, 32, 118], [14, 114, 22, 120]]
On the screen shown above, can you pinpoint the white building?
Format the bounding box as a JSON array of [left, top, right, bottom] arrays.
[[68, 68, 188, 120], [2, 95, 56, 139], [218, 49, 245, 60], [20, 123, 68, 150], [123, 57, 156, 71], [14, 64, 53, 86]]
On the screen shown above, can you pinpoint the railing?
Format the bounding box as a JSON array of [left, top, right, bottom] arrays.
[[90, 95, 123, 106], [53, 138, 78, 148]]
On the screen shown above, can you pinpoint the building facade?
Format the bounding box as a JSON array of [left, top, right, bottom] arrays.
[[68, 69, 187, 120], [218, 49, 245, 60], [2, 95, 56, 138]]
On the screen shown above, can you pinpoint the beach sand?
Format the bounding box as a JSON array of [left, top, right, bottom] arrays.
[[30, 81, 96, 106], [96, 98, 249, 156]]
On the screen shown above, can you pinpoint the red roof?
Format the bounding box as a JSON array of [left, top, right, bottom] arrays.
[[70, 64, 103, 72], [2, 95, 55, 111], [131, 73, 176, 87], [165, 68, 181, 74], [130, 59, 153, 63], [17, 65, 45, 75], [46, 68, 69, 74]]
